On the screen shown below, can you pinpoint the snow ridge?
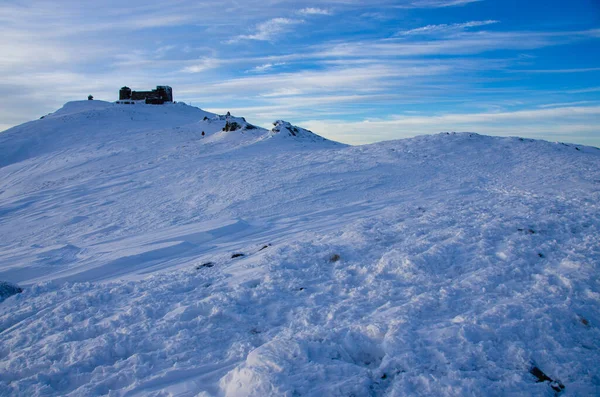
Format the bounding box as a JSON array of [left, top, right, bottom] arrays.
[[0, 102, 599, 396]]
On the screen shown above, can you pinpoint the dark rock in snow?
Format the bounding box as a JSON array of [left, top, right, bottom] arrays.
[[329, 254, 341, 262], [549, 380, 566, 393], [0, 281, 23, 302], [530, 366, 553, 383], [231, 253, 245, 259], [258, 244, 270, 251], [530, 366, 565, 393], [223, 121, 241, 132], [196, 262, 214, 269], [518, 228, 536, 234]]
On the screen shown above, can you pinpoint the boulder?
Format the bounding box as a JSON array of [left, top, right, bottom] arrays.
[[0, 281, 23, 302]]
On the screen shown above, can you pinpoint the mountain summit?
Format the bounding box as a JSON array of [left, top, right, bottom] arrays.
[[0, 102, 599, 396]]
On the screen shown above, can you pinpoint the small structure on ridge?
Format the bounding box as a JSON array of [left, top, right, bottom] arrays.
[[118, 86, 173, 105]]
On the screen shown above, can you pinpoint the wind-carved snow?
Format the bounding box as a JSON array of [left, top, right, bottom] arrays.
[[0, 102, 599, 396]]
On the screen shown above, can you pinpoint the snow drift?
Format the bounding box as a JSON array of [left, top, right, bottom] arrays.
[[0, 101, 599, 396]]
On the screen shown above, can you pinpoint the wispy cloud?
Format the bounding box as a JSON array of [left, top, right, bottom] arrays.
[[567, 86, 600, 94], [229, 18, 304, 43], [202, 63, 453, 96], [315, 30, 593, 58], [395, 0, 481, 9], [509, 67, 600, 74], [587, 28, 600, 37], [538, 101, 598, 108], [397, 20, 499, 36], [247, 63, 286, 73], [0, 3, 197, 37], [181, 58, 221, 73], [298, 7, 332, 16]]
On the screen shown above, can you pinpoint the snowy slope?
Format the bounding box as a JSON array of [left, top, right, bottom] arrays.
[[0, 102, 599, 396]]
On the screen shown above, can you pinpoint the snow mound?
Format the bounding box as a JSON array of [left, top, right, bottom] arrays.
[[0, 101, 215, 168], [0, 104, 599, 396], [47, 99, 115, 117], [269, 120, 342, 145], [0, 104, 341, 169]]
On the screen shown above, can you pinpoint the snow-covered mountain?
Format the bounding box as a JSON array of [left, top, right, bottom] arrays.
[[0, 101, 599, 396]]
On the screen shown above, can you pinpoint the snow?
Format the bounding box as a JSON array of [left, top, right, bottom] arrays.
[[0, 101, 599, 396]]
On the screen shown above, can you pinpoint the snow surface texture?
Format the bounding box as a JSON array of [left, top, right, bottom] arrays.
[[0, 100, 599, 396]]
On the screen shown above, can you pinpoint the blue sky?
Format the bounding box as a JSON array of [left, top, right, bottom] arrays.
[[1, 0, 599, 145]]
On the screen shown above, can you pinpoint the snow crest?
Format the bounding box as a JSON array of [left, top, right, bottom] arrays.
[[0, 105, 599, 396]]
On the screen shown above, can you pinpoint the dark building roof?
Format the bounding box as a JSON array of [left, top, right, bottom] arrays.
[[119, 86, 173, 104]]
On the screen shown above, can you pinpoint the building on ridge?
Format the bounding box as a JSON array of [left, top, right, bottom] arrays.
[[118, 86, 173, 104]]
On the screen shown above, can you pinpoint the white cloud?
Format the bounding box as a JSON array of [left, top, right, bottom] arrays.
[[398, 20, 499, 36], [395, 0, 481, 9], [260, 87, 303, 97], [181, 58, 221, 73], [298, 8, 332, 16], [587, 28, 600, 37], [314, 30, 588, 58], [201, 63, 452, 96], [510, 67, 600, 74], [538, 101, 598, 108], [416, 105, 600, 123], [229, 18, 304, 43], [567, 86, 600, 94], [248, 63, 286, 73]]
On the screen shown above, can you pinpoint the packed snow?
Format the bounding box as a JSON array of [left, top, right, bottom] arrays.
[[0, 100, 599, 396]]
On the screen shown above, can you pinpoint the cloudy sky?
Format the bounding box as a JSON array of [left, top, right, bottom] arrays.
[[1, 0, 599, 145]]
